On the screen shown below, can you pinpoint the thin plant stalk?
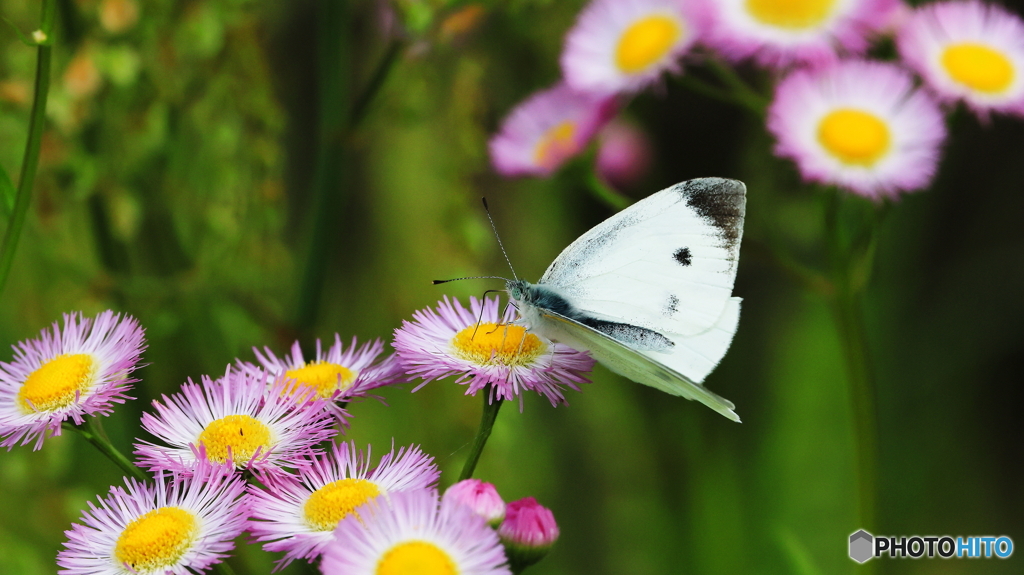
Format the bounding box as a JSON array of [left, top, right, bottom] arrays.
[[66, 418, 148, 483], [826, 192, 879, 536], [459, 386, 504, 481], [0, 0, 57, 299]]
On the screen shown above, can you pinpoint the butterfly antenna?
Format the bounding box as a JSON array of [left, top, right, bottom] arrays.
[[432, 276, 509, 285], [481, 197, 519, 282]]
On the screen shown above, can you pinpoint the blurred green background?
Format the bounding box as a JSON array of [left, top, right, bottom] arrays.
[[1, 0, 1022, 573]]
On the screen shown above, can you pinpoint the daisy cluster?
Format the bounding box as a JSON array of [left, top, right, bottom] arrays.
[[0, 304, 584, 574], [490, 0, 1024, 199]]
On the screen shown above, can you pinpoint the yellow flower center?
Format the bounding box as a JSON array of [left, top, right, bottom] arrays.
[[376, 541, 458, 575], [615, 15, 682, 74], [450, 323, 545, 366], [817, 108, 891, 166], [745, 0, 836, 29], [303, 478, 382, 531], [284, 361, 357, 399], [17, 353, 96, 414], [197, 414, 272, 465], [533, 121, 578, 171], [941, 43, 1015, 94], [114, 506, 198, 572]]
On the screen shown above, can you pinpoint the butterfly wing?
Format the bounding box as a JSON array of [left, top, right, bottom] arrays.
[[530, 306, 741, 422], [539, 178, 745, 341]]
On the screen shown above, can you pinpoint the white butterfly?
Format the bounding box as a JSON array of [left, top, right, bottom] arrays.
[[507, 178, 745, 422]]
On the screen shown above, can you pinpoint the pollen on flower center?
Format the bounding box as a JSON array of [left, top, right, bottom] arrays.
[[451, 323, 545, 366], [533, 121, 578, 170], [303, 478, 382, 531], [197, 414, 272, 465], [745, 0, 837, 29], [284, 361, 357, 398], [376, 540, 458, 575], [615, 15, 682, 74], [941, 43, 1014, 94], [817, 108, 891, 166], [18, 353, 96, 414], [114, 506, 198, 572]]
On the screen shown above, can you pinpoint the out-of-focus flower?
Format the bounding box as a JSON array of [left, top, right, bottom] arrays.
[[393, 295, 594, 407], [241, 335, 403, 407], [248, 441, 439, 568], [698, 0, 899, 68], [596, 119, 653, 190], [497, 497, 559, 571], [134, 369, 337, 478], [444, 479, 506, 527], [321, 489, 511, 575], [0, 311, 144, 450], [99, 0, 140, 34], [562, 0, 704, 94], [490, 83, 615, 177], [767, 59, 946, 199], [57, 461, 248, 575], [440, 4, 488, 43], [64, 47, 103, 100], [897, 0, 1024, 119]]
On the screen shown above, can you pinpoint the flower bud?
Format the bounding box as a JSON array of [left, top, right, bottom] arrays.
[[443, 479, 506, 527], [498, 497, 559, 570]]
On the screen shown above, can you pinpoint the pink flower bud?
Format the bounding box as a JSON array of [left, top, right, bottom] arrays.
[[596, 120, 652, 191], [498, 497, 559, 570], [443, 479, 506, 526]]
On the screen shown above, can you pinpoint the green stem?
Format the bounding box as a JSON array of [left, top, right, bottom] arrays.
[[0, 0, 57, 299], [825, 192, 879, 535], [349, 38, 406, 131], [68, 418, 148, 483], [704, 57, 769, 116], [586, 172, 632, 211], [458, 387, 504, 481]]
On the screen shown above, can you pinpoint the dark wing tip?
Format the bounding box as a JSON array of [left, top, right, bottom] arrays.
[[674, 178, 746, 248]]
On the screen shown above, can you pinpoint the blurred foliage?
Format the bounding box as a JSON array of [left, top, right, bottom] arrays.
[[0, 0, 1022, 574]]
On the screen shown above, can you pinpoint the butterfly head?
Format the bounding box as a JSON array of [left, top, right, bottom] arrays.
[[505, 279, 532, 304]]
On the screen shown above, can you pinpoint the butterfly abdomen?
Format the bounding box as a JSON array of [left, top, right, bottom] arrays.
[[518, 282, 674, 353]]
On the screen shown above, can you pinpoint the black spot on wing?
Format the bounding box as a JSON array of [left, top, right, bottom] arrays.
[[673, 247, 692, 266], [676, 178, 746, 250], [664, 294, 679, 316]]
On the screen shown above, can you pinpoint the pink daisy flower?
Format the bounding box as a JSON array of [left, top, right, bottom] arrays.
[[57, 461, 249, 575], [561, 0, 706, 94], [897, 0, 1024, 119], [393, 295, 594, 408], [134, 368, 337, 478], [0, 311, 145, 450], [697, 0, 899, 68], [247, 441, 439, 569], [767, 59, 947, 198], [240, 335, 403, 410], [489, 83, 616, 177], [321, 489, 511, 575]]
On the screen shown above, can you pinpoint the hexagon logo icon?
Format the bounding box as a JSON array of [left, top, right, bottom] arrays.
[[849, 530, 874, 563]]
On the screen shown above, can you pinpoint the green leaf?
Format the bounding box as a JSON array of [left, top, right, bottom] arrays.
[[0, 163, 15, 218]]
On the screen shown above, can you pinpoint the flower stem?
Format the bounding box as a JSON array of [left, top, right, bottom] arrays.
[[458, 387, 504, 481], [586, 172, 632, 211], [704, 57, 769, 115], [68, 418, 148, 483], [825, 192, 879, 534], [0, 0, 57, 299]]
